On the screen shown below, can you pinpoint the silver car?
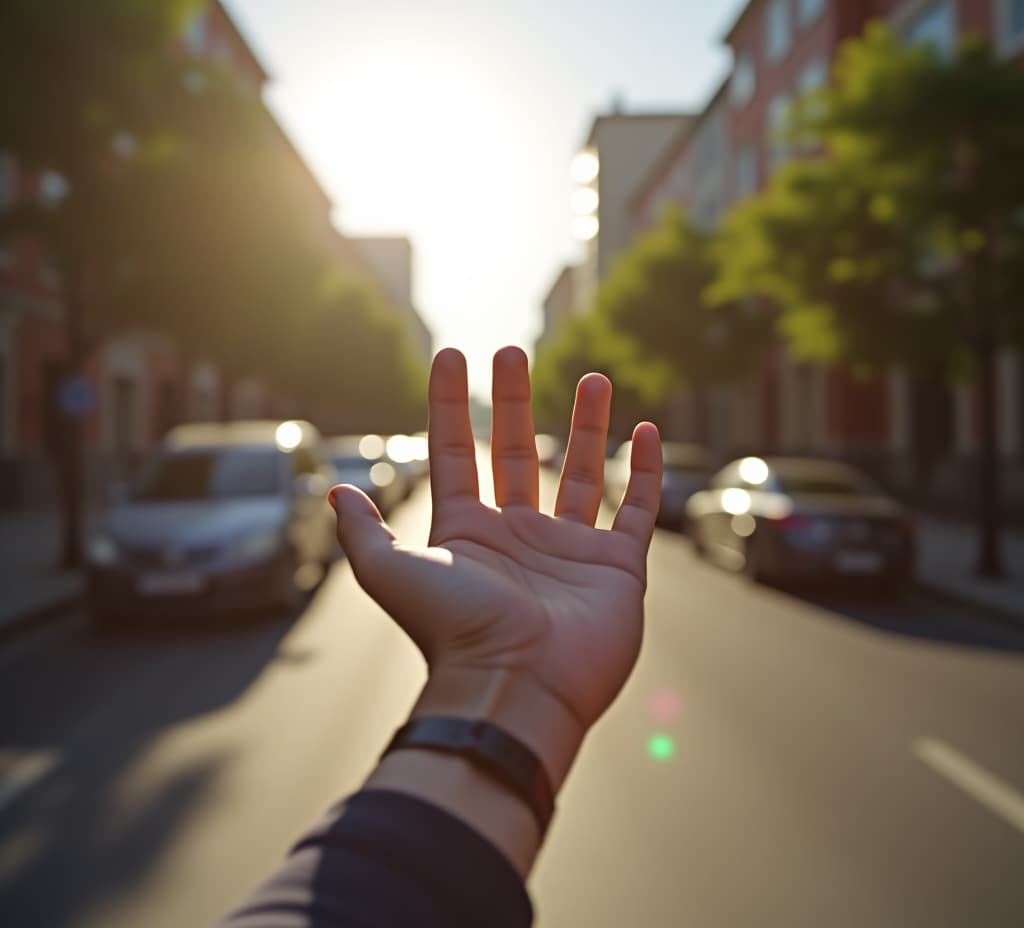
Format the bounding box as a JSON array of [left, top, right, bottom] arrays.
[[87, 420, 337, 629], [686, 456, 915, 591]]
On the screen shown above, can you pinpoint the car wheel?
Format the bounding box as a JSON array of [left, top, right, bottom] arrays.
[[277, 550, 305, 616], [878, 569, 912, 599]]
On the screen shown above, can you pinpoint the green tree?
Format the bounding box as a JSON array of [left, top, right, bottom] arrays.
[[0, 1, 345, 565], [0, 0, 201, 566], [712, 25, 1024, 577], [531, 312, 669, 442], [291, 275, 428, 435], [600, 208, 772, 392]]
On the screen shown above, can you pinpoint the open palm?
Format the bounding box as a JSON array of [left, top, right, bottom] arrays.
[[330, 347, 662, 780]]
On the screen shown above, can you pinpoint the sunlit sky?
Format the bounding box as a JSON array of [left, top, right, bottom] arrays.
[[223, 0, 745, 395]]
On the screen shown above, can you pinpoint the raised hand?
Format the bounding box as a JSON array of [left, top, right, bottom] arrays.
[[329, 346, 661, 788]]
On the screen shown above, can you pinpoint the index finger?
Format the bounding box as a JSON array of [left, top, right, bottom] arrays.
[[428, 348, 479, 511]]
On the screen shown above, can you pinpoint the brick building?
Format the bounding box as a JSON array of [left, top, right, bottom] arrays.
[[627, 0, 1024, 512]]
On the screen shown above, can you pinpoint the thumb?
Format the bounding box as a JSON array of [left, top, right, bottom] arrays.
[[328, 484, 398, 582]]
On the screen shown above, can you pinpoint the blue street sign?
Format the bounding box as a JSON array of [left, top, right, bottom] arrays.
[[58, 376, 98, 419]]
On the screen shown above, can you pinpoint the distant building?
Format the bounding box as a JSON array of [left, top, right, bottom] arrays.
[[535, 265, 578, 356], [352, 237, 433, 363], [570, 111, 691, 311]]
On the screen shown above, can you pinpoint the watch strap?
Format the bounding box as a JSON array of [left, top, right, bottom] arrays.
[[382, 716, 555, 833]]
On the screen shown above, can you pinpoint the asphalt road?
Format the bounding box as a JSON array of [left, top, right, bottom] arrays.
[[1, 473, 1023, 927]]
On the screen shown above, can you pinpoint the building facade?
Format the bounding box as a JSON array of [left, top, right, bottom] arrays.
[[625, 0, 1024, 511], [571, 112, 691, 312], [536, 265, 578, 357], [353, 237, 433, 364]]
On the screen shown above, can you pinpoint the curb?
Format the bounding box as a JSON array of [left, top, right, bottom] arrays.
[[914, 580, 1024, 634], [0, 591, 84, 647]]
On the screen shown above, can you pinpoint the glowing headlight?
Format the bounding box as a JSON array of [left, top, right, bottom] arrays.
[[88, 535, 119, 566], [231, 529, 282, 561]]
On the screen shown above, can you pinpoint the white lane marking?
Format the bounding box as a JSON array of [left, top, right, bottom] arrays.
[[913, 736, 1024, 835], [0, 751, 59, 815]]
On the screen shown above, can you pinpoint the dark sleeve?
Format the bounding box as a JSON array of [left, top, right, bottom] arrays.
[[219, 788, 534, 928]]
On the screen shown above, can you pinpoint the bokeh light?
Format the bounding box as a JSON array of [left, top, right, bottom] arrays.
[[572, 215, 599, 241], [731, 513, 757, 537], [570, 187, 599, 215], [738, 456, 769, 485], [275, 421, 302, 451], [722, 487, 751, 515], [570, 149, 599, 184], [647, 733, 676, 762], [359, 433, 386, 460], [369, 461, 396, 487], [386, 434, 416, 464]]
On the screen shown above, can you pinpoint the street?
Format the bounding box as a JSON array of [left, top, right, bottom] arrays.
[[1, 471, 1023, 928]]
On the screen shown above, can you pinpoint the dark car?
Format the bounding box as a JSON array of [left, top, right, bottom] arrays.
[[606, 441, 710, 527], [87, 420, 337, 629], [686, 456, 914, 591]]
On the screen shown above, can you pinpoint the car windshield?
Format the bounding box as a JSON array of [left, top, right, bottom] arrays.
[[131, 448, 284, 501], [776, 472, 868, 496]]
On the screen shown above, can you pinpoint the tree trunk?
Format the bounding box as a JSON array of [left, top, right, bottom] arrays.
[[971, 243, 1004, 579]]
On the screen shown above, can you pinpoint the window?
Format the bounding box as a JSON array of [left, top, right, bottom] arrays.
[[735, 144, 759, 198], [998, 0, 1024, 54], [798, 58, 827, 96], [767, 95, 792, 169], [765, 0, 792, 62], [730, 52, 756, 108], [183, 11, 208, 55], [797, 0, 825, 26], [904, 1, 955, 57], [132, 449, 285, 501]]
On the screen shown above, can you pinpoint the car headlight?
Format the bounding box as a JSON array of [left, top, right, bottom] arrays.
[[88, 535, 119, 566], [231, 528, 282, 561]]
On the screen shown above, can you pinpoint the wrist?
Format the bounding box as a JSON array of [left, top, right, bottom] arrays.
[[410, 664, 587, 794]]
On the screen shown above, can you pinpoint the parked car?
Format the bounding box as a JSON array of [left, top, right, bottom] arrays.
[[686, 456, 915, 590], [606, 441, 711, 527], [328, 435, 408, 514], [86, 420, 337, 629]]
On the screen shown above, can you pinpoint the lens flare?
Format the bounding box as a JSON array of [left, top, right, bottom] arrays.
[[647, 733, 676, 762], [648, 687, 683, 724]]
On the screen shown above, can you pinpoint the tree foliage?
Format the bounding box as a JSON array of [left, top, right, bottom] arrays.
[[531, 311, 670, 441], [712, 24, 1024, 374], [711, 23, 1024, 575], [600, 207, 773, 386]]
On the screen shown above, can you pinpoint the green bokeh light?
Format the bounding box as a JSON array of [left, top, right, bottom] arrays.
[[647, 733, 676, 761]]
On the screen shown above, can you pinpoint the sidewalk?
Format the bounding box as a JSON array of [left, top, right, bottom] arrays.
[[0, 510, 86, 638], [915, 514, 1024, 623]]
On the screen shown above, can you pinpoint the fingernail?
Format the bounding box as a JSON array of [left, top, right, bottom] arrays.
[[327, 488, 338, 512]]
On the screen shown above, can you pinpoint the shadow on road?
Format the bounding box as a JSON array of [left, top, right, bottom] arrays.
[[767, 581, 1024, 654], [0, 578, 335, 927]]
